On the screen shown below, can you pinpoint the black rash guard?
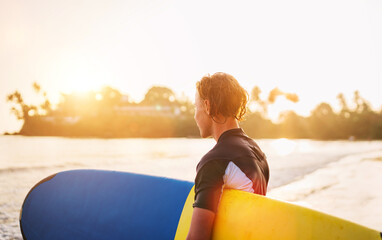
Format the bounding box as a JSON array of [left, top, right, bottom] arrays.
[[193, 128, 269, 213]]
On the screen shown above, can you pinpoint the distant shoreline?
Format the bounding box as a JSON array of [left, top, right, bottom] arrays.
[[1, 132, 201, 139]]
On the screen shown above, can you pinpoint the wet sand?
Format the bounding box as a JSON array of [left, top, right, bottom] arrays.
[[268, 150, 382, 231]]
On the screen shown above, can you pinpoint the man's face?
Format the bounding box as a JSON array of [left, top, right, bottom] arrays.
[[194, 92, 212, 138]]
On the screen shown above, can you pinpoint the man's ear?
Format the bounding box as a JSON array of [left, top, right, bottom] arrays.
[[204, 99, 211, 115]]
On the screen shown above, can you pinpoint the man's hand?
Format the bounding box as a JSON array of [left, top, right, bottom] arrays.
[[186, 207, 215, 240]]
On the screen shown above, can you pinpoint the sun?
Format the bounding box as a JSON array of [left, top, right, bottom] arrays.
[[61, 69, 106, 94], [52, 52, 109, 94], [68, 78, 103, 93]]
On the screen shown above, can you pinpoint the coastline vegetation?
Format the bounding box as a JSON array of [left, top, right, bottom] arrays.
[[5, 83, 382, 139]]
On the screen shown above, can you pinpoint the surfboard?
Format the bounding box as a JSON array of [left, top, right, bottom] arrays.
[[20, 169, 381, 240]]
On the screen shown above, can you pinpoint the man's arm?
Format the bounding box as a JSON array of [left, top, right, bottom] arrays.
[[186, 207, 215, 240]]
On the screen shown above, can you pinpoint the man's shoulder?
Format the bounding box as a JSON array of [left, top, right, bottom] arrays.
[[196, 144, 227, 172], [196, 136, 253, 172]]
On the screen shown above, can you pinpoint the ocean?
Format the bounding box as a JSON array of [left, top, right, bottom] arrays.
[[1, 136, 382, 239]]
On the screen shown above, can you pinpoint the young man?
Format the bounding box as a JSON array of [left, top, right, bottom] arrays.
[[186, 72, 270, 240]]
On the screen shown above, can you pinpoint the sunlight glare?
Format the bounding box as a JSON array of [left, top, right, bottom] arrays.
[[297, 141, 314, 153], [95, 93, 103, 101], [64, 75, 103, 93], [267, 96, 311, 122], [54, 53, 108, 93], [271, 138, 297, 156]]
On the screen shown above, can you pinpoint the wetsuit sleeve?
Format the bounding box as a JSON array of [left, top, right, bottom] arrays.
[[193, 159, 228, 213]]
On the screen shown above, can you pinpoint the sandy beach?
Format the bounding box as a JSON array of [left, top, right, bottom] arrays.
[[268, 150, 382, 231]]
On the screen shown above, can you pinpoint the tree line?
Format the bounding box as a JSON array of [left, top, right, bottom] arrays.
[[5, 83, 382, 139]]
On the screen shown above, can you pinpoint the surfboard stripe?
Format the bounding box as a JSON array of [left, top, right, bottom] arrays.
[[20, 170, 193, 240], [174, 186, 194, 239]]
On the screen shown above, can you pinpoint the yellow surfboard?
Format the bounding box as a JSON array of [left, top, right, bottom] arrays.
[[175, 187, 381, 240]]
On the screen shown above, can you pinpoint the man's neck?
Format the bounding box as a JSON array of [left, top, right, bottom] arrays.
[[211, 118, 240, 142]]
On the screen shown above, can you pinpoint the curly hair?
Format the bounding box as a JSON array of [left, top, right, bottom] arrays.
[[196, 72, 249, 121]]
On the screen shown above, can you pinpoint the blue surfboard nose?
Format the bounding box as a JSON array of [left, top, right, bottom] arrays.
[[20, 170, 194, 240]]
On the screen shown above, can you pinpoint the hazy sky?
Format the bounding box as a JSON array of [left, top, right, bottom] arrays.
[[1, 0, 381, 133]]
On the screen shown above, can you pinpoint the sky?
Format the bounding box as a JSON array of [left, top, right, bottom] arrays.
[[1, 0, 381, 133]]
